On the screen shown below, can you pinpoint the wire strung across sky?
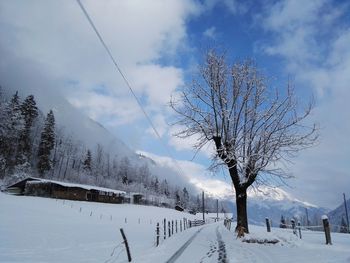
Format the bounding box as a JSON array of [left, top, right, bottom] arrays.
[[76, 0, 188, 181]]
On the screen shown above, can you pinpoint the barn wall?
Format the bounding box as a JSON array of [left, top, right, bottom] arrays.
[[24, 182, 52, 197], [23, 181, 125, 204], [52, 186, 88, 201]]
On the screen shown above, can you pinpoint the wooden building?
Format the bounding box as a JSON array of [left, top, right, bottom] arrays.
[[132, 193, 144, 204], [5, 177, 126, 204]]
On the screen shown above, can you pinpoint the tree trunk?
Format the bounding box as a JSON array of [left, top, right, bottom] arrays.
[[235, 186, 249, 233]]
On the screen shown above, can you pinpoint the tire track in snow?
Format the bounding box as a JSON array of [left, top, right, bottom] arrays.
[[165, 227, 204, 263], [215, 226, 228, 263]]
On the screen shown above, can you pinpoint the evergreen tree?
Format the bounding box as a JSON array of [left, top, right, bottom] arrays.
[[340, 216, 348, 233], [83, 149, 92, 171], [37, 110, 55, 176], [196, 194, 201, 211], [119, 156, 130, 185], [138, 163, 150, 188], [182, 187, 189, 208], [0, 92, 24, 174], [153, 176, 159, 193], [280, 215, 286, 228], [163, 179, 170, 197], [174, 189, 181, 205], [17, 95, 38, 163]]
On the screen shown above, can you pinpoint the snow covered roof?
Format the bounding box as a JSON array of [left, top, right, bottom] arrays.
[[23, 177, 126, 195]]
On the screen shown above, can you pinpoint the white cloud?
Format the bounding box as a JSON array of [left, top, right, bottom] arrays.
[[167, 124, 215, 159], [145, 114, 168, 138], [137, 150, 233, 197], [68, 92, 141, 125], [201, 0, 248, 15], [203, 26, 217, 39], [258, 0, 350, 207], [130, 64, 184, 106], [0, 0, 200, 128]]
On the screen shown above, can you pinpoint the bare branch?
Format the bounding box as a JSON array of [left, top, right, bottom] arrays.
[[170, 49, 318, 190]]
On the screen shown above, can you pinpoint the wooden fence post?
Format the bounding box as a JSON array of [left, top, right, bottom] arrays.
[[322, 215, 332, 245], [180, 221, 182, 232], [266, 218, 271, 232], [168, 221, 171, 237], [164, 218, 166, 240], [291, 219, 296, 235], [176, 220, 178, 233], [120, 228, 132, 262], [156, 223, 160, 246], [172, 220, 174, 235], [297, 222, 302, 239]]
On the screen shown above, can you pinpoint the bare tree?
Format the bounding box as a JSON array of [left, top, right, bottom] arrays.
[[170, 49, 318, 233]]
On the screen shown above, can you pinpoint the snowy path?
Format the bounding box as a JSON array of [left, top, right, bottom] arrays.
[[142, 222, 350, 263], [145, 222, 232, 263], [165, 226, 204, 263]]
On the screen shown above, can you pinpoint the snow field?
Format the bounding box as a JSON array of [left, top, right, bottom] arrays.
[[1, 192, 350, 263], [0, 192, 197, 262]]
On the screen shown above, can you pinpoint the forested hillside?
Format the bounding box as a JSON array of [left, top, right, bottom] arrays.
[[0, 87, 224, 212]]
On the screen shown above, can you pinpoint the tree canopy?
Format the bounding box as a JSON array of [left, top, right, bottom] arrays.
[[171, 49, 318, 232]]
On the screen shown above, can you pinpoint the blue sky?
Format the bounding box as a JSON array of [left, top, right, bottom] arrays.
[[0, 0, 349, 208]]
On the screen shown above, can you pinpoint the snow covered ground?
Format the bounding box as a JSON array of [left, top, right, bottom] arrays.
[[1, 192, 349, 263]]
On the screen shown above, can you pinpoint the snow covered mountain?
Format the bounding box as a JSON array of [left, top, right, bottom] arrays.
[[222, 187, 328, 227], [328, 197, 350, 229]]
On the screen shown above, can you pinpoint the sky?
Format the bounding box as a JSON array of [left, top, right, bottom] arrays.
[[0, 0, 349, 208]]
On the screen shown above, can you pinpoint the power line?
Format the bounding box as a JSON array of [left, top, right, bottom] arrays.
[[76, 0, 162, 141], [76, 0, 187, 179]]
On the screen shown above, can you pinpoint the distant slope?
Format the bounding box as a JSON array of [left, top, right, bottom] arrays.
[[2, 84, 194, 191], [222, 187, 327, 227], [2, 84, 135, 158], [328, 198, 350, 228]]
